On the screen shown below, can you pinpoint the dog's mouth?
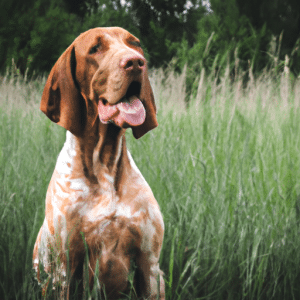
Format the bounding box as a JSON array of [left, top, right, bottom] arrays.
[[124, 81, 141, 102], [101, 81, 141, 105], [98, 81, 145, 128]]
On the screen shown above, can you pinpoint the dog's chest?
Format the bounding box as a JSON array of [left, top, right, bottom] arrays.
[[47, 177, 162, 261], [47, 136, 163, 255]]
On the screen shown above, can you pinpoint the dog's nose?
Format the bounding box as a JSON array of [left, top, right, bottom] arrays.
[[120, 56, 145, 73]]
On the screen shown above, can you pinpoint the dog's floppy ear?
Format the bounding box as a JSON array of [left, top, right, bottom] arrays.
[[132, 68, 158, 139], [40, 46, 85, 136]]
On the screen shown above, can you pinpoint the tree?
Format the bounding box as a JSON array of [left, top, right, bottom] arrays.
[[128, 0, 207, 67], [235, 0, 300, 73]]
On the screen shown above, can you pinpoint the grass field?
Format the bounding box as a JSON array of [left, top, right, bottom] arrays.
[[1, 68, 300, 299]]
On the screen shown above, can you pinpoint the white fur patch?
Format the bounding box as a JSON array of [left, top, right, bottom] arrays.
[[140, 218, 156, 253], [127, 150, 143, 177]]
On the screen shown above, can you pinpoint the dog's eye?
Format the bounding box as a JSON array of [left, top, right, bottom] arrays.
[[129, 40, 141, 48], [89, 44, 101, 54]]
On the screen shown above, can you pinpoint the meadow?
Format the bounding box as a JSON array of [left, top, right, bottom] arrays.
[[1, 65, 300, 299]]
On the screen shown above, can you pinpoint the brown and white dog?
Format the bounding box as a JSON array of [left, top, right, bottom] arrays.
[[33, 27, 164, 299]]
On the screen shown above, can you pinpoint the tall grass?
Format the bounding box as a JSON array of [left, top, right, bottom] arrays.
[[1, 64, 300, 299]]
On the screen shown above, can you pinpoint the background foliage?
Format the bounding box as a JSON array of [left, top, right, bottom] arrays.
[[1, 0, 300, 81], [1, 1, 300, 299]]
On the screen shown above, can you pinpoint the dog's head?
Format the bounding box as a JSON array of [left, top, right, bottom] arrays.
[[40, 27, 158, 139]]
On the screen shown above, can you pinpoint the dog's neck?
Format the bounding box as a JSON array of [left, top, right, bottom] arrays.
[[57, 121, 129, 190], [92, 122, 128, 184]]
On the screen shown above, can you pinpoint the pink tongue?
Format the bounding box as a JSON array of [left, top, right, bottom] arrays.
[[98, 96, 146, 127]]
